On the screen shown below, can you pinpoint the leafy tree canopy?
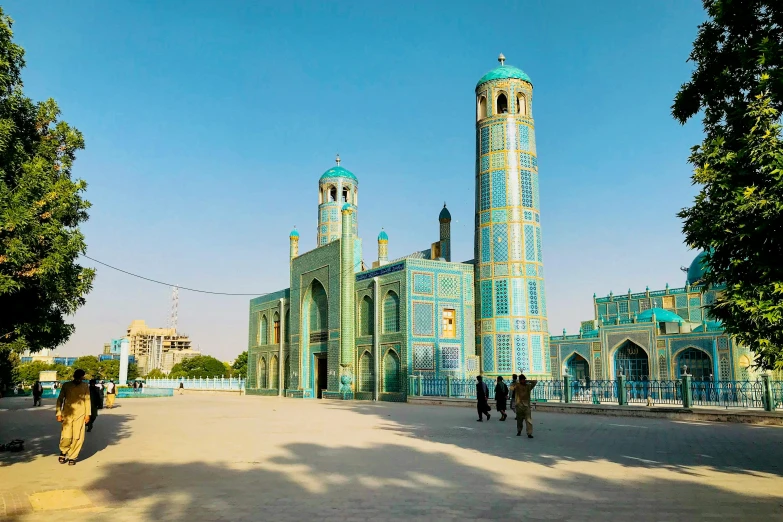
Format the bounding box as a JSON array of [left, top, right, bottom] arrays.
[[145, 368, 166, 379], [231, 351, 248, 379], [0, 8, 94, 356], [673, 0, 783, 369], [169, 355, 226, 378]]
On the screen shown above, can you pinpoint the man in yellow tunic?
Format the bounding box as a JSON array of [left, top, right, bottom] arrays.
[[56, 369, 91, 465], [510, 374, 537, 438]]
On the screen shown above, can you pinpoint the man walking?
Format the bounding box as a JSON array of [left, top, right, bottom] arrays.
[[511, 374, 537, 438], [509, 374, 518, 418], [55, 369, 91, 465], [475, 375, 491, 422], [105, 380, 116, 408], [86, 379, 101, 433], [32, 380, 44, 407]]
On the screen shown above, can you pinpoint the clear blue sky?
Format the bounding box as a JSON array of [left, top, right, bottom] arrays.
[[7, 0, 707, 361]]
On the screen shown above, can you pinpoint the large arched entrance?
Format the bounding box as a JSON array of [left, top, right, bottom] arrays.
[[302, 279, 329, 397], [565, 353, 590, 382], [676, 348, 712, 380], [614, 341, 649, 380]]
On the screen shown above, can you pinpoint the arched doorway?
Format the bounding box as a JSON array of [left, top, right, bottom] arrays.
[[565, 353, 590, 382], [676, 348, 712, 380], [302, 279, 329, 396], [614, 341, 649, 380], [359, 351, 374, 393]]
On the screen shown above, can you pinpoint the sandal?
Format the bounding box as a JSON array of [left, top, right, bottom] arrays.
[[68, 459, 76, 466], [58, 454, 67, 464]]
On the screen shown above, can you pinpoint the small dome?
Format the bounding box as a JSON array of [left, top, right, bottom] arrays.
[[289, 228, 299, 239], [477, 65, 532, 89], [341, 203, 354, 212], [378, 229, 389, 241], [439, 204, 451, 221], [320, 166, 358, 183], [692, 320, 722, 332], [687, 250, 711, 285], [636, 308, 684, 324]]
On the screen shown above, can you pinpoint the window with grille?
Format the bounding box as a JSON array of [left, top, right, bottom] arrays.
[[442, 309, 456, 338], [383, 292, 400, 333]]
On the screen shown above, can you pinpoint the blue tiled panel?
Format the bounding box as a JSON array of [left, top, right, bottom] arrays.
[[482, 335, 494, 372], [518, 124, 529, 150], [493, 224, 508, 262], [480, 127, 489, 155], [512, 279, 526, 315], [524, 225, 535, 261], [495, 279, 509, 315], [481, 227, 491, 262], [480, 174, 490, 211], [491, 170, 506, 207], [481, 280, 493, 318], [531, 335, 542, 372], [497, 334, 511, 373], [515, 335, 529, 372], [528, 280, 539, 315], [521, 171, 533, 208]]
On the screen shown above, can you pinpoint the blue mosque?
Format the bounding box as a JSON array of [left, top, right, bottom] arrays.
[[245, 55, 752, 400]]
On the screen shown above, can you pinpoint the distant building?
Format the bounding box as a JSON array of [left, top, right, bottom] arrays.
[[20, 349, 77, 367], [125, 320, 200, 375]]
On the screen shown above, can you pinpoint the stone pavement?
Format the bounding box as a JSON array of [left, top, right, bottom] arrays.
[[1, 394, 782, 521]]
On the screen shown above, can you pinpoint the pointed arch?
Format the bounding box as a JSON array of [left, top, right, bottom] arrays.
[[269, 354, 279, 390], [564, 352, 590, 381], [516, 92, 527, 116], [613, 340, 650, 380], [477, 95, 487, 120], [359, 350, 374, 393], [675, 347, 712, 380], [382, 348, 401, 393], [307, 279, 328, 333], [257, 356, 267, 388], [658, 355, 669, 380], [259, 314, 268, 345], [284, 354, 291, 390], [273, 311, 281, 344], [360, 295, 374, 336], [383, 291, 400, 333], [496, 92, 508, 114]]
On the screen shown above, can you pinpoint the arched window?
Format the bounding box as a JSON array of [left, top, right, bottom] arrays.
[[308, 280, 328, 333], [360, 295, 374, 336], [477, 95, 487, 120], [342, 187, 350, 203], [269, 354, 279, 390], [257, 356, 267, 388], [676, 348, 712, 380], [383, 291, 400, 332], [614, 341, 649, 380], [496, 93, 508, 114], [329, 186, 337, 202], [593, 355, 603, 380], [516, 93, 526, 116], [565, 353, 590, 382], [383, 350, 401, 393], [273, 312, 280, 344], [259, 315, 268, 345], [359, 351, 374, 393], [719, 355, 730, 381]]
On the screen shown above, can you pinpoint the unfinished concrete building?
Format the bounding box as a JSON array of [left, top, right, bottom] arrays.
[[125, 320, 200, 375]]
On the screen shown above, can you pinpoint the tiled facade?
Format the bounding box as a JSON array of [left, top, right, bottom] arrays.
[[246, 57, 557, 400]]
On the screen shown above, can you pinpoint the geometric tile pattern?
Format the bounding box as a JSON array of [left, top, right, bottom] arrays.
[[438, 274, 460, 298], [531, 335, 542, 372], [515, 335, 529, 372], [441, 344, 461, 370], [496, 334, 511, 373], [413, 343, 435, 371], [412, 301, 434, 336], [413, 273, 433, 295], [482, 335, 494, 372]]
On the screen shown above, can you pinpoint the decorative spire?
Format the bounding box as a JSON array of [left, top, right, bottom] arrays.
[[335, 154, 341, 166], [498, 53, 506, 66]]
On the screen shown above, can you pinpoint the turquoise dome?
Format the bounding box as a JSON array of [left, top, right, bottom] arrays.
[[477, 65, 532, 88], [289, 228, 299, 238], [687, 250, 711, 285], [378, 230, 389, 241], [341, 203, 353, 211], [692, 320, 722, 332], [439, 204, 451, 221], [636, 308, 684, 323], [320, 166, 358, 183]]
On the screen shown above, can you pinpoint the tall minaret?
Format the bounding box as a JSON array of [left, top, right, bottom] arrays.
[[318, 154, 358, 247], [339, 203, 356, 392], [439, 203, 451, 262], [289, 227, 299, 262], [474, 54, 548, 378], [377, 229, 389, 265]]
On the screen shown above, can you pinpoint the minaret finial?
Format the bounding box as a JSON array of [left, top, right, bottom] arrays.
[[498, 53, 505, 66], [335, 153, 341, 166], [443, 201, 447, 208]]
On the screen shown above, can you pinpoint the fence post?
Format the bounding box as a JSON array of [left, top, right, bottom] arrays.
[[681, 374, 693, 408], [447, 375, 452, 398], [563, 374, 572, 403], [417, 374, 423, 396], [617, 375, 626, 406], [761, 374, 773, 412]]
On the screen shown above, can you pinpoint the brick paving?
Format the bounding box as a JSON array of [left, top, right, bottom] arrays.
[[1, 394, 782, 521]]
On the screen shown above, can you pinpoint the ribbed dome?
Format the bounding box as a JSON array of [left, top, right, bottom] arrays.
[[320, 166, 357, 183], [687, 250, 711, 285], [636, 308, 684, 323], [476, 65, 532, 88], [378, 229, 388, 241], [289, 228, 299, 238]]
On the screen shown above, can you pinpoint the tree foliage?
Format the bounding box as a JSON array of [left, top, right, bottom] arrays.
[[145, 368, 167, 379], [231, 351, 248, 379], [673, 0, 783, 369], [169, 355, 226, 378], [0, 8, 94, 355]]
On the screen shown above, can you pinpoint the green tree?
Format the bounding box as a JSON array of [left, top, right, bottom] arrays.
[[52, 363, 73, 381], [16, 360, 54, 383], [169, 355, 226, 378], [127, 361, 139, 382], [98, 359, 120, 380], [72, 355, 100, 379], [145, 368, 166, 379], [673, 0, 783, 369], [0, 8, 94, 359], [0, 346, 19, 387], [232, 351, 248, 379]]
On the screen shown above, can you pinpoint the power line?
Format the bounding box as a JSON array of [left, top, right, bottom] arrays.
[[81, 255, 269, 296]]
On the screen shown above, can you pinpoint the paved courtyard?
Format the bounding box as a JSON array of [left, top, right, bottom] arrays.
[[1, 393, 782, 521]]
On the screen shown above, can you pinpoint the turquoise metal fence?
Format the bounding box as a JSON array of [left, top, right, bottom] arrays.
[[144, 377, 245, 391], [116, 387, 174, 398]]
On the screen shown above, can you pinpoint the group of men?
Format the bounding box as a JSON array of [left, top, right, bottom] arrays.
[[476, 373, 538, 438]]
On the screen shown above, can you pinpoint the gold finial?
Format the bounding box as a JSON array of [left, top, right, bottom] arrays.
[[498, 53, 505, 66], [335, 154, 341, 166]]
